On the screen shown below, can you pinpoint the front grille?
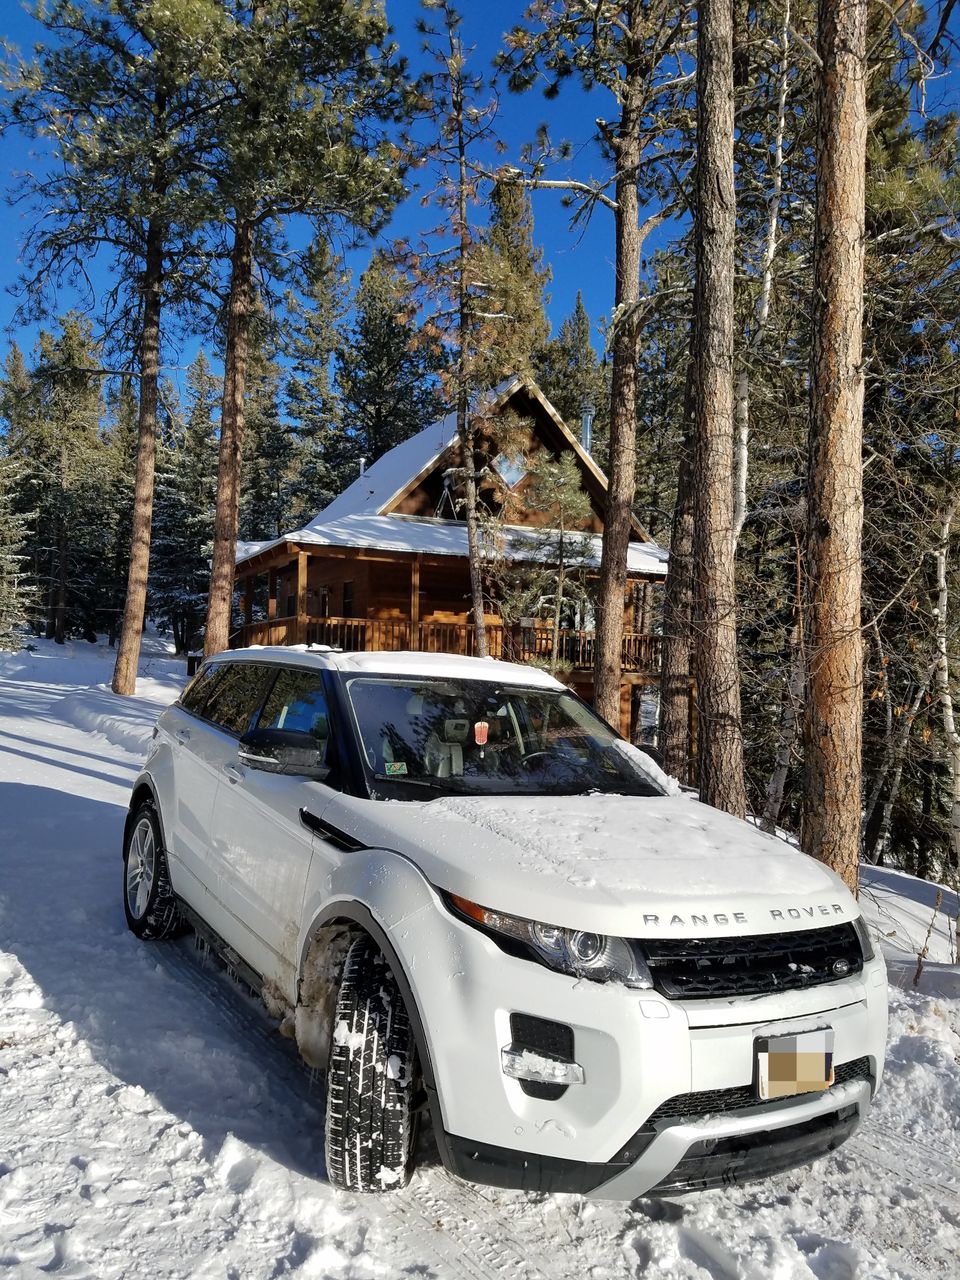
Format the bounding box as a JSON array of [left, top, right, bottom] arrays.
[[647, 1055, 872, 1123], [640, 922, 863, 999], [509, 1013, 574, 1101]]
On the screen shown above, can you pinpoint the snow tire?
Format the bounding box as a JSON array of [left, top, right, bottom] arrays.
[[324, 936, 418, 1193], [123, 801, 185, 941]]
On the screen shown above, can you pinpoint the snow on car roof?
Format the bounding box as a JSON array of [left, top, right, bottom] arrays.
[[220, 645, 566, 688]]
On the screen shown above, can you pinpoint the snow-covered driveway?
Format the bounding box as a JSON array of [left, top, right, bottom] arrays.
[[1, 643, 958, 1279]]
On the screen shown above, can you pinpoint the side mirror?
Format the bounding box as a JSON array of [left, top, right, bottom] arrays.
[[239, 728, 330, 780]]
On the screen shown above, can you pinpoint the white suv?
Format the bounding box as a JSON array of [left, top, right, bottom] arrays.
[[123, 646, 887, 1197]]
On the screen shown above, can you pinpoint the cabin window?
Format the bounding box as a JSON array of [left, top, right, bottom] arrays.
[[343, 581, 355, 617]]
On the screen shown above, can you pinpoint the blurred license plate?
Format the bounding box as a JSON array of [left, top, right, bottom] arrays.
[[756, 1028, 835, 1100]]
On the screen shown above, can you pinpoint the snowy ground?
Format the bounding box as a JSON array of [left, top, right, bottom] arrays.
[[1, 639, 958, 1279]]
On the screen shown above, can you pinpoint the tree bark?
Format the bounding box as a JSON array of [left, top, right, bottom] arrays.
[[692, 0, 747, 816], [451, 22, 488, 659], [593, 8, 643, 727], [112, 218, 164, 694], [801, 0, 867, 894], [659, 364, 695, 781], [205, 218, 254, 656], [932, 498, 960, 869]]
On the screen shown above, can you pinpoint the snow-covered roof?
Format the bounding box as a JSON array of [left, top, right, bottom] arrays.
[[237, 512, 668, 576], [236, 375, 669, 576], [315, 407, 460, 524]]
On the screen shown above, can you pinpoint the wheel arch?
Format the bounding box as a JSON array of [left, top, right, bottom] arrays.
[[299, 899, 441, 1118], [124, 776, 163, 857]]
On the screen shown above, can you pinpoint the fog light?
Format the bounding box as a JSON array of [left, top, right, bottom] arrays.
[[501, 1046, 585, 1086]]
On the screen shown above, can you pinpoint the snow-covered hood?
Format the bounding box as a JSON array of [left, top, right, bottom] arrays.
[[323, 791, 859, 938]]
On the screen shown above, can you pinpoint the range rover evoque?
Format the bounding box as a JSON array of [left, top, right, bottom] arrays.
[[122, 646, 887, 1197]]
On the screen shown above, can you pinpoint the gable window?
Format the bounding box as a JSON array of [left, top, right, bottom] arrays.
[[495, 451, 527, 490]]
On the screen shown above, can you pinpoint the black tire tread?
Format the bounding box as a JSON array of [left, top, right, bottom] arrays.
[[123, 801, 185, 941], [324, 937, 417, 1193]]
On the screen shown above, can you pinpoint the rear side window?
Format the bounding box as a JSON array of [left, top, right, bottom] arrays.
[[179, 664, 220, 717], [257, 668, 330, 741], [201, 663, 275, 737]]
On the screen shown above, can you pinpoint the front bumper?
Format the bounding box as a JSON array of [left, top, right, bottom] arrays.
[[403, 895, 887, 1197], [438, 1077, 870, 1197]]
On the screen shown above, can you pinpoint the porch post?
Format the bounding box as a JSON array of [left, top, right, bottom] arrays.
[[296, 551, 308, 644], [410, 555, 421, 649]]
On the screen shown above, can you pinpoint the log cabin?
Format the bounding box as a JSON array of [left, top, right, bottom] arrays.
[[232, 375, 673, 740]]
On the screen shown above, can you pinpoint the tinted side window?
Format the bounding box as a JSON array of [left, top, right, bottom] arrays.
[[202, 663, 275, 737], [179, 664, 221, 717], [257, 668, 330, 740]]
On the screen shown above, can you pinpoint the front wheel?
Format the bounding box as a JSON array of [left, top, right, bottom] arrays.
[[324, 937, 418, 1193], [122, 801, 184, 940]]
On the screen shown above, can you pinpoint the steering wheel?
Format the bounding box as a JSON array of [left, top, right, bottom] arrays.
[[518, 750, 551, 769]]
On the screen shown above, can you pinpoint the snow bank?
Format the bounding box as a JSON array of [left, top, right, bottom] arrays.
[[59, 680, 182, 758]]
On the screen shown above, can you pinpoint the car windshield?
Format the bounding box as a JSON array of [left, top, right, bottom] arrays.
[[343, 676, 666, 800]]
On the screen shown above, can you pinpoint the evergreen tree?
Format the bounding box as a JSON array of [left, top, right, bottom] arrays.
[[241, 324, 293, 542], [0, 452, 34, 648], [150, 353, 219, 653], [336, 253, 446, 477], [535, 292, 608, 457], [478, 180, 551, 376], [286, 241, 349, 524], [3, 0, 222, 691], [3, 316, 108, 643], [203, 0, 412, 656]]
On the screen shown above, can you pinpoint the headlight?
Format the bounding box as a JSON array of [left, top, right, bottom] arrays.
[[447, 893, 654, 990], [853, 915, 876, 962]]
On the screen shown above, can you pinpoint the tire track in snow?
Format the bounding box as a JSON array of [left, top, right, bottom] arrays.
[[155, 939, 558, 1279]]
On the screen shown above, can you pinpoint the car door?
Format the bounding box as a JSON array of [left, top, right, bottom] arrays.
[[171, 661, 276, 926], [162, 661, 234, 905], [210, 665, 340, 1000]]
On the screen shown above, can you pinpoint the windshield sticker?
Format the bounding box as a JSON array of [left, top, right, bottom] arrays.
[[385, 761, 408, 776]]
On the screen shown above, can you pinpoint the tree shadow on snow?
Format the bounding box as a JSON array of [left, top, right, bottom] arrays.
[[0, 782, 327, 1181]]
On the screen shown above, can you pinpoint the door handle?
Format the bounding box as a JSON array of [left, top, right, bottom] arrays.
[[175, 728, 191, 744], [223, 763, 244, 784]]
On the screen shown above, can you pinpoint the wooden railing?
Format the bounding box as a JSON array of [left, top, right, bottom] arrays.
[[231, 615, 661, 673]]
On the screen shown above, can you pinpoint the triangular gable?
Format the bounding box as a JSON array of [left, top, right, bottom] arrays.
[[382, 375, 652, 543]]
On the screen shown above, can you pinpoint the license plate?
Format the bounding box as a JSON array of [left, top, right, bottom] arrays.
[[756, 1028, 834, 1100]]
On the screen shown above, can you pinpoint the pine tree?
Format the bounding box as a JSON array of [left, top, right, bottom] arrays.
[[241, 323, 293, 542], [5, 316, 108, 644], [499, 0, 696, 725], [478, 180, 551, 375], [203, 0, 412, 656], [335, 253, 446, 477], [692, 0, 748, 817], [535, 293, 608, 454], [150, 352, 219, 654], [0, 452, 34, 648], [3, 0, 223, 691], [286, 241, 349, 524]]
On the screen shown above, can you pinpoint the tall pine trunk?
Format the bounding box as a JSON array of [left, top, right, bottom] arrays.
[[692, 0, 747, 816], [205, 218, 254, 656], [801, 0, 867, 893], [112, 220, 164, 695], [594, 95, 641, 727], [659, 364, 695, 781]]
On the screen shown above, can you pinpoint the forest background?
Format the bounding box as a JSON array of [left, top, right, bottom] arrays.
[[0, 0, 959, 892]]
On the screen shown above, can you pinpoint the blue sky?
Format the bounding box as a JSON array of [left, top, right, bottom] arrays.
[[1, 1, 956, 392], [0, 0, 631, 384]]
